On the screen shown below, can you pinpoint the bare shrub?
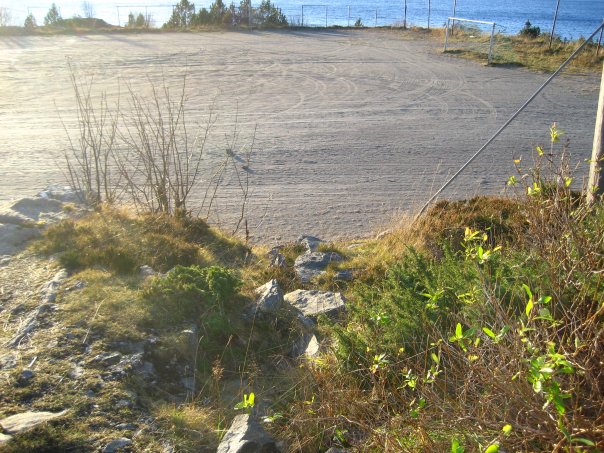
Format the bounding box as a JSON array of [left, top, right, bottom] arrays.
[[63, 63, 256, 233], [0, 7, 12, 27], [116, 75, 215, 217], [62, 60, 120, 206]]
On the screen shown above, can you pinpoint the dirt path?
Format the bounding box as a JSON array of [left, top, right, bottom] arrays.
[[0, 30, 599, 242]]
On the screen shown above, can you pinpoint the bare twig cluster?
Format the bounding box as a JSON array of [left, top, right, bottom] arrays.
[[63, 63, 255, 231]]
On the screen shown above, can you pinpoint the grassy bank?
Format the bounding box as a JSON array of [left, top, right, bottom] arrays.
[[1, 127, 600, 452], [443, 30, 603, 72]]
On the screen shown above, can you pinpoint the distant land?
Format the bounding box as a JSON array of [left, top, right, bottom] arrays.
[[2, 0, 603, 38]]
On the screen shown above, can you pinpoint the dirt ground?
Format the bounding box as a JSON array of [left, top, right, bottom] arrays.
[[0, 29, 599, 243]]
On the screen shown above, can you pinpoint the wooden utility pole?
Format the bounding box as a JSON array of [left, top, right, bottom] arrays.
[[549, 0, 561, 49], [587, 60, 604, 204]]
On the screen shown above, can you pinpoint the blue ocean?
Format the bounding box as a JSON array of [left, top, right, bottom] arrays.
[[2, 0, 603, 39]]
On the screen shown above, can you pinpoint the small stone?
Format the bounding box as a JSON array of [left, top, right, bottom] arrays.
[[102, 437, 132, 453], [116, 423, 137, 431], [375, 229, 392, 240], [139, 265, 156, 278], [115, 400, 133, 408], [90, 352, 122, 367], [65, 281, 86, 292], [0, 256, 11, 266], [19, 368, 35, 382], [69, 362, 85, 379], [270, 253, 286, 268], [0, 354, 17, 370], [333, 269, 354, 282]]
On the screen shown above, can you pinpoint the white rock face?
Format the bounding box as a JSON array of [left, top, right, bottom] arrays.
[[0, 410, 69, 434]]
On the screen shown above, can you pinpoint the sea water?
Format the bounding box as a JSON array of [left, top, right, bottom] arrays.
[[1, 0, 603, 39]]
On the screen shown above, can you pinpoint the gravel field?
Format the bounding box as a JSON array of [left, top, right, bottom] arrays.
[[0, 29, 599, 243]]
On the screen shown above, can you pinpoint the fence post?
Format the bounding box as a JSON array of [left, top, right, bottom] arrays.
[[597, 24, 603, 56], [428, 0, 431, 29], [375, 10, 377, 27], [301, 5, 304, 26], [348, 5, 350, 27], [488, 22, 496, 64], [404, 0, 407, 28], [116, 6, 120, 26], [451, 0, 456, 33], [325, 6, 327, 27], [444, 18, 450, 51], [587, 60, 604, 204]]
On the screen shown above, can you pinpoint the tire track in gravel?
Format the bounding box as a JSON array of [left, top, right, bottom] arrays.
[[0, 30, 599, 243]]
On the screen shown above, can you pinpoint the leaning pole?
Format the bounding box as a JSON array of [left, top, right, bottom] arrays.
[[587, 60, 604, 204]]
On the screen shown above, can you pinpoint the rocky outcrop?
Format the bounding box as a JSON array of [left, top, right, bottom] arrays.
[[217, 414, 280, 453], [6, 269, 68, 348]]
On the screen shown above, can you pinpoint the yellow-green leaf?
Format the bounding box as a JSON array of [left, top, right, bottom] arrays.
[[484, 444, 499, 453]]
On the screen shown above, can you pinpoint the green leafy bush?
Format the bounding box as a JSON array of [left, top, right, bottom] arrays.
[[519, 20, 540, 38], [144, 265, 241, 324]]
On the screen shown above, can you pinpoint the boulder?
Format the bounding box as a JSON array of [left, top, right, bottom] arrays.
[[284, 290, 345, 318], [0, 410, 69, 434], [297, 235, 323, 252], [294, 252, 343, 283], [217, 414, 280, 453], [254, 280, 284, 314]]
